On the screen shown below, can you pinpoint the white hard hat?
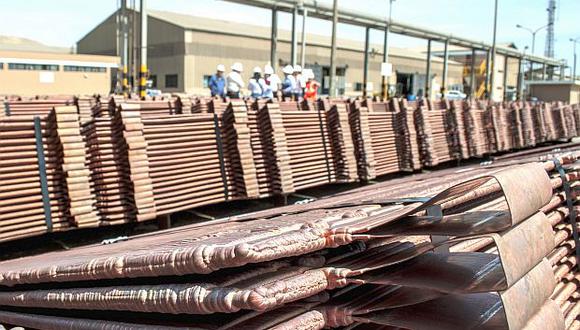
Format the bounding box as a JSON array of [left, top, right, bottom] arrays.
[[282, 64, 294, 74], [264, 65, 274, 75], [293, 65, 302, 73], [231, 62, 243, 72], [253, 66, 262, 74], [216, 64, 225, 72], [303, 68, 314, 79]]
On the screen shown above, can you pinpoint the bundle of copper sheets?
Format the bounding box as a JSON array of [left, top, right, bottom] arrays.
[[413, 100, 459, 166], [463, 100, 494, 157], [0, 106, 99, 242], [2, 97, 74, 118], [0, 150, 578, 329], [1, 97, 579, 246], [348, 99, 420, 181]]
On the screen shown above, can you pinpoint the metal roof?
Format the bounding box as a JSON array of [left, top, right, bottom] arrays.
[[221, 0, 565, 67]]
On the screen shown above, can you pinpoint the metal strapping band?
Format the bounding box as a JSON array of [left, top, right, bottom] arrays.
[[317, 109, 332, 182], [34, 116, 53, 232], [553, 158, 580, 269], [4, 102, 10, 116], [213, 113, 229, 200]]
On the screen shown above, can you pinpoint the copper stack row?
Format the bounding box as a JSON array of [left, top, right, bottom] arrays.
[[0, 107, 99, 242], [0, 151, 577, 329], [2, 97, 73, 118]]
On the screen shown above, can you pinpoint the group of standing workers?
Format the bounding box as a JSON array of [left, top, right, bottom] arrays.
[[208, 63, 319, 101]]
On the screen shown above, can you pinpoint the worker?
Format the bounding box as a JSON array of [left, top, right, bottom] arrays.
[[263, 64, 281, 99], [303, 69, 320, 101], [292, 65, 304, 99], [226, 62, 244, 98], [208, 64, 226, 98], [248, 66, 265, 99], [281, 65, 296, 99]]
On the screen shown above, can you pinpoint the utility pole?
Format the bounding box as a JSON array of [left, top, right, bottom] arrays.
[[329, 0, 338, 97], [490, 0, 498, 101], [381, 0, 395, 100]]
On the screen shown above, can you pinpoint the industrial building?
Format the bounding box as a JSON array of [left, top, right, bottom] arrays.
[[0, 37, 118, 96], [77, 9, 463, 97], [528, 81, 580, 103]]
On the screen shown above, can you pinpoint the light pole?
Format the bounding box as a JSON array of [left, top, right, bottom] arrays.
[[516, 23, 550, 55], [570, 37, 580, 81], [381, 0, 395, 99]]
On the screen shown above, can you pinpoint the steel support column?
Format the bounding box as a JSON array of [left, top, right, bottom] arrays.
[[490, 0, 498, 101], [542, 63, 547, 80], [121, 0, 129, 94], [517, 56, 524, 100], [270, 8, 278, 70], [470, 49, 476, 99], [442, 39, 449, 95], [300, 7, 307, 68], [425, 39, 432, 99], [502, 55, 509, 101], [329, 0, 338, 97], [363, 26, 370, 97], [139, 0, 148, 98], [291, 5, 298, 66], [484, 50, 491, 99], [381, 24, 389, 99]]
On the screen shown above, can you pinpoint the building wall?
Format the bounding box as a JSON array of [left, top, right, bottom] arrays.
[[529, 84, 580, 103], [77, 13, 118, 56], [0, 51, 117, 96], [182, 29, 462, 96], [77, 11, 463, 97]]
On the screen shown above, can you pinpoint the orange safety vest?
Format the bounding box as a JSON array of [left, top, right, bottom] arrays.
[[305, 81, 319, 100]]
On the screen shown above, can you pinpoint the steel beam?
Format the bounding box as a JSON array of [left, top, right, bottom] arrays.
[[490, 0, 498, 101], [542, 63, 547, 80], [442, 39, 449, 94], [222, 0, 565, 67], [470, 49, 476, 99], [300, 7, 307, 68], [425, 39, 432, 99], [502, 55, 509, 101], [517, 56, 524, 100], [329, 0, 338, 97], [381, 20, 389, 99], [291, 5, 298, 66], [270, 8, 278, 70], [484, 50, 491, 99], [139, 0, 148, 98], [363, 26, 370, 97]]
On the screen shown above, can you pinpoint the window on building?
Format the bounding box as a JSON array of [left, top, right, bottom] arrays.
[[203, 75, 212, 88], [0, 63, 3, 69], [149, 75, 157, 88], [8, 63, 59, 71], [63, 65, 106, 73], [165, 74, 178, 88], [354, 83, 364, 92]]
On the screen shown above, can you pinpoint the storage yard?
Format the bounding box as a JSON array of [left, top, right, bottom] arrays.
[[1, 0, 580, 329]]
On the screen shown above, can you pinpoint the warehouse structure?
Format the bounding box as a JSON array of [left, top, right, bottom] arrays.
[[0, 50, 118, 96], [77, 9, 463, 97], [0, 36, 118, 96]]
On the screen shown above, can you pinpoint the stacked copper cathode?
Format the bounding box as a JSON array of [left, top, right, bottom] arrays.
[[0, 151, 578, 329], [0, 96, 579, 247]]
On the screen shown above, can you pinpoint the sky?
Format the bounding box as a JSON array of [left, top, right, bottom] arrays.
[[0, 0, 578, 70]]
